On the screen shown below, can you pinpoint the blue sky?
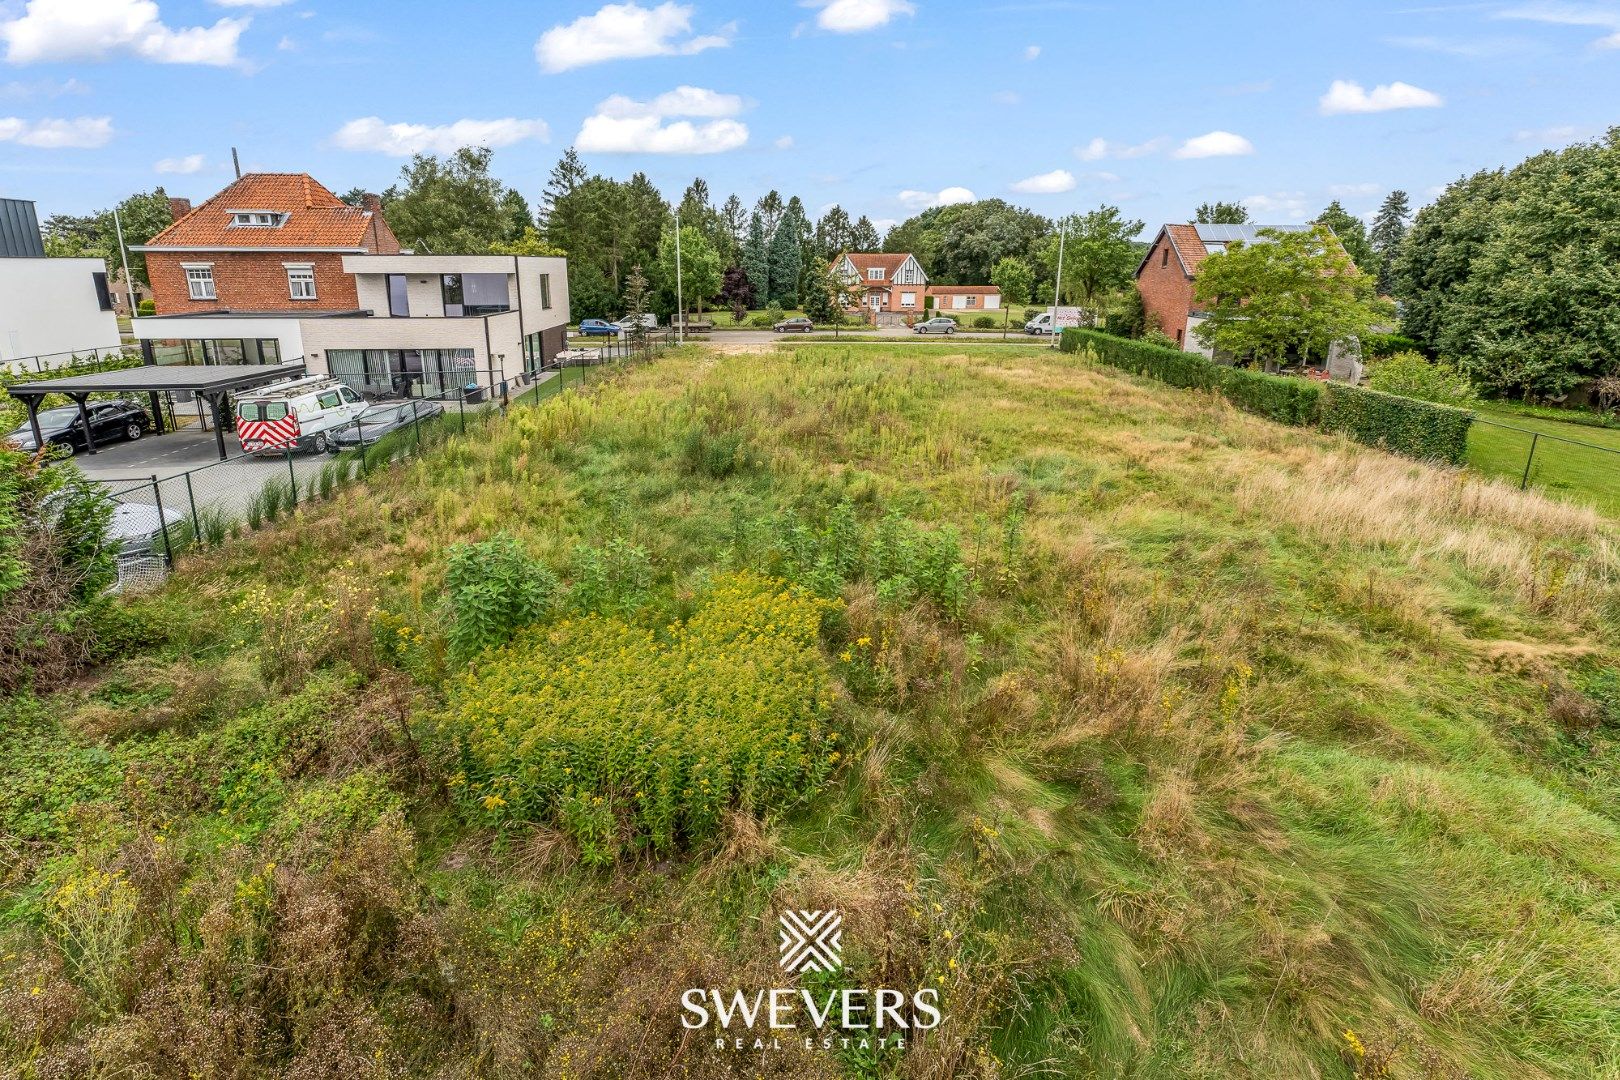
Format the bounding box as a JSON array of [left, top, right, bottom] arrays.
[[1, 0, 1616, 237]]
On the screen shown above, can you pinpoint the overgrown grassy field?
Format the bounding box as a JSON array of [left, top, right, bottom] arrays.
[[6, 341, 1620, 1078]]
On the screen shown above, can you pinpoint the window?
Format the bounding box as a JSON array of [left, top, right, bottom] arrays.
[[230, 211, 282, 227], [965, 295, 977, 308], [900, 292, 916, 307], [539, 273, 552, 309], [286, 265, 316, 300], [184, 265, 215, 300], [1161, 247, 1169, 267], [387, 274, 410, 317], [92, 271, 113, 311], [316, 391, 341, 409], [867, 267, 884, 280], [441, 273, 510, 316], [1175, 328, 1184, 346]]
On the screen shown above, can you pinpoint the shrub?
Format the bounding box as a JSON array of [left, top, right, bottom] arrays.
[[444, 572, 839, 862], [972, 315, 995, 329], [1215, 366, 1323, 426], [445, 533, 558, 665], [1360, 332, 1422, 360], [1365, 351, 1478, 406], [136, 298, 156, 316], [568, 536, 652, 616], [43, 864, 139, 1012], [680, 426, 752, 479], [748, 312, 774, 328], [1319, 383, 1475, 465]]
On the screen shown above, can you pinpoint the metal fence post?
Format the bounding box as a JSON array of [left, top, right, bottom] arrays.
[[1520, 432, 1540, 490], [183, 470, 200, 538], [150, 475, 174, 568], [287, 448, 298, 508]]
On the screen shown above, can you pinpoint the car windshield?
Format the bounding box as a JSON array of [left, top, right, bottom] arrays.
[[359, 404, 403, 421]]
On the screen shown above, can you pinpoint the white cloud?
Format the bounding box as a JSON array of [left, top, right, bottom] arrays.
[[596, 85, 743, 119], [870, 217, 897, 233], [1010, 168, 1075, 194], [332, 116, 550, 156], [1023, 44, 1040, 60], [1319, 79, 1444, 115], [1173, 131, 1255, 159], [897, 186, 974, 209], [1241, 192, 1310, 221], [991, 89, 1020, 105], [0, 76, 88, 101], [0, 115, 113, 148], [210, 0, 291, 6], [805, 0, 916, 34], [155, 152, 205, 173], [575, 86, 748, 153], [774, 134, 795, 149], [1514, 123, 1579, 142], [1328, 182, 1381, 197], [0, 0, 249, 66], [1497, 2, 1620, 46], [1075, 135, 1167, 161], [535, 2, 732, 73]]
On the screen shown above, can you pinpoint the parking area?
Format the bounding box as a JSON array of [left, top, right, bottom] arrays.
[[74, 423, 272, 482]]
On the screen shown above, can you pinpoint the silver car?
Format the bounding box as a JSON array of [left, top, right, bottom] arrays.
[[914, 317, 957, 335]]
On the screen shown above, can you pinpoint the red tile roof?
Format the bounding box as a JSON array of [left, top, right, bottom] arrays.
[[142, 173, 389, 250], [1164, 224, 1208, 273], [836, 252, 912, 275], [926, 285, 1000, 295]]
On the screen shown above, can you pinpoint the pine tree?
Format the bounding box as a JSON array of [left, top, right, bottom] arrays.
[[539, 148, 586, 233], [718, 194, 746, 263], [849, 215, 881, 252], [814, 206, 852, 261], [741, 212, 769, 310], [767, 217, 802, 306], [755, 191, 785, 238], [1368, 189, 1411, 296]]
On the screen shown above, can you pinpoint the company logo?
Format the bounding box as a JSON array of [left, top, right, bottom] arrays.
[[682, 904, 943, 1054], [778, 910, 842, 973]]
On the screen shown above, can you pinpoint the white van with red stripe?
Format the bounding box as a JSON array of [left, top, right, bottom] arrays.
[[234, 376, 368, 456]]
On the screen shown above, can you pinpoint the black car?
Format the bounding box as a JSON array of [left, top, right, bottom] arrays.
[[326, 400, 445, 452], [6, 401, 150, 454]]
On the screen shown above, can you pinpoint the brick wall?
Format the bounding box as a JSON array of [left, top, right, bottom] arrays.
[[147, 251, 360, 314], [1135, 235, 1195, 348]]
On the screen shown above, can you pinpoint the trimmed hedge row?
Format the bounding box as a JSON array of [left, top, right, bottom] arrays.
[[1319, 382, 1473, 465], [1059, 327, 1473, 464]]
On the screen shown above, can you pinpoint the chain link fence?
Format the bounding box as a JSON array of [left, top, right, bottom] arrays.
[[85, 332, 679, 586]]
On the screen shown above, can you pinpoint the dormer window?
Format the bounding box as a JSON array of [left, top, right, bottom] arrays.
[[229, 211, 284, 228], [867, 267, 884, 281]]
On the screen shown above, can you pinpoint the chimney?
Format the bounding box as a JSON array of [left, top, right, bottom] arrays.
[[167, 197, 193, 223], [359, 192, 382, 213]]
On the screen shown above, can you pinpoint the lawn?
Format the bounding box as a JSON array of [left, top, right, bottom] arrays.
[[6, 341, 1620, 1077], [1467, 403, 1620, 516]]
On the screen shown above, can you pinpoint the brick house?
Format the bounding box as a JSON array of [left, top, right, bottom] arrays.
[[1135, 222, 1313, 356], [136, 173, 399, 320], [833, 253, 928, 319], [926, 285, 1000, 313]]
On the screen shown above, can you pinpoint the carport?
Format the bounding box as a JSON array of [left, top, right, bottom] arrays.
[[8, 360, 306, 461]]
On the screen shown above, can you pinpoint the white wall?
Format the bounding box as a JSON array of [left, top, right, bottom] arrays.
[[0, 257, 121, 365], [133, 314, 306, 361]]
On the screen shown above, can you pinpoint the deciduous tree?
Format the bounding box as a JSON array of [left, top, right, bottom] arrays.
[[990, 256, 1034, 332], [1314, 200, 1375, 272], [658, 221, 722, 317], [1040, 206, 1143, 315], [383, 147, 513, 254], [1195, 201, 1249, 224], [1193, 224, 1389, 368]]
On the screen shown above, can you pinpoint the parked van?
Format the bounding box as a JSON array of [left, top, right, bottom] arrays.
[[1023, 307, 1083, 335], [234, 377, 367, 455]]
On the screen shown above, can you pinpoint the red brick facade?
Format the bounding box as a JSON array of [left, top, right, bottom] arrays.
[[147, 250, 361, 313], [1136, 229, 1197, 348], [140, 174, 399, 316]]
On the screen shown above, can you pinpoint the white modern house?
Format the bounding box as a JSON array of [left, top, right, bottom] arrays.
[[134, 254, 571, 400], [0, 198, 123, 373]]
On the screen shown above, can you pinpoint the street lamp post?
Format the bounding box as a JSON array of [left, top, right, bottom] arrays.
[[1050, 217, 1066, 349], [674, 211, 685, 346]]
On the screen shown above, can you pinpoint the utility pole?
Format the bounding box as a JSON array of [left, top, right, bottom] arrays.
[[112, 206, 136, 316], [1049, 216, 1067, 348], [674, 211, 685, 345]]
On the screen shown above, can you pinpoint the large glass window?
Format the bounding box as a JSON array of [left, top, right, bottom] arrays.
[[539, 273, 551, 310], [387, 274, 410, 317], [441, 273, 510, 316]]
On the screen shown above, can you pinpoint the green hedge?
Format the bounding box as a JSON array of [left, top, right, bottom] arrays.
[[1060, 327, 1474, 463], [1319, 383, 1474, 465]]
